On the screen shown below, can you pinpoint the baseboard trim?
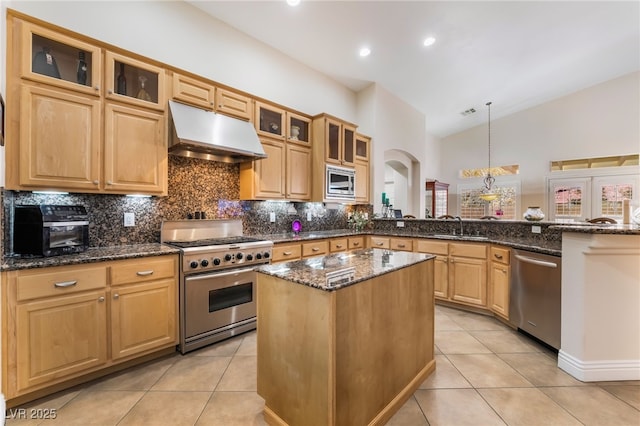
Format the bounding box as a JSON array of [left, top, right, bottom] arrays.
[[558, 350, 640, 382]]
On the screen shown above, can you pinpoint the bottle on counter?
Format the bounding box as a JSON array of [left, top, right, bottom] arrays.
[[116, 62, 127, 95]]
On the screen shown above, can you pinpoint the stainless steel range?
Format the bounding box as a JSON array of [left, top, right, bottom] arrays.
[[161, 220, 273, 354]]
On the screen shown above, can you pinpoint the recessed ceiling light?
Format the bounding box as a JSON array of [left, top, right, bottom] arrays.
[[423, 36, 436, 47], [359, 47, 371, 57], [287, 0, 300, 6]]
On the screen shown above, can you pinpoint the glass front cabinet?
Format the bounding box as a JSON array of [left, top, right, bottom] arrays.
[[426, 180, 449, 218], [105, 51, 166, 111]]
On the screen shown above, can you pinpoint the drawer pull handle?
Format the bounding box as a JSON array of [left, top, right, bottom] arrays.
[[494, 254, 503, 259], [283, 251, 292, 256], [312, 247, 320, 252], [54, 280, 77, 288], [336, 244, 343, 248], [352, 242, 360, 246], [136, 270, 154, 276], [398, 244, 406, 248], [376, 242, 384, 246]]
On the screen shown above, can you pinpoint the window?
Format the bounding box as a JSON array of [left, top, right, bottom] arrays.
[[458, 180, 519, 219]]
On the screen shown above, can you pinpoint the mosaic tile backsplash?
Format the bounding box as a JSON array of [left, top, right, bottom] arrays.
[[2, 156, 357, 254]]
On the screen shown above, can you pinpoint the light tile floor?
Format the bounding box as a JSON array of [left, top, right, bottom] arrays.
[[6, 305, 640, 425]]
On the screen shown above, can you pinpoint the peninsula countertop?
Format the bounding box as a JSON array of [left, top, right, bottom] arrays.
[[256, 248, 434, 291]]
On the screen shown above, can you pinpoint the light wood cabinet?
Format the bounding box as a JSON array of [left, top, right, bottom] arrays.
[[103, 102, 167, 194], [330, 238, 348, 253], [489, 246, 510, 319], [286, 144, 312, 200], [449, 242, 488, 307], [172, 72, 215, 110], [390, 237, 413, 252], [2, 255, 178, 402], [6, 15, 168, 196], [272, 243, 302, 263], [369, 236, 390, 249], [348, 237, 365, 250], [415, 240, 449, 299], [354, 133, 371, 203], [215, 88, 252, 121], [302, 240, 329, 258]]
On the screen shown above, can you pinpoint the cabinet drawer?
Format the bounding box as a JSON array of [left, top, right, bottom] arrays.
[[302, 240, 329, 257], [16, 264, 108, 301], [390, 238, 413, 251], [415, 239, 449, 256], [450, 243, 487, 259], [330, 238, 348, 252], [111, 255, 176, 286], [369, 236, 390, 249], [490, 246, 510, 265], [272, 243, 302, 262], [348, 237, 365, 250]]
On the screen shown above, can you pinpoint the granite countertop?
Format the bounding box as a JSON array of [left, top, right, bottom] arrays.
[[256, 248, 434, 292], [550, 223, 640, 234], [1, 243, 180, 271], [252, 229, 362, 243]]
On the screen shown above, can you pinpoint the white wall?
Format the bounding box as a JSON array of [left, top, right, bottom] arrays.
[[440, 71, 640, 215]]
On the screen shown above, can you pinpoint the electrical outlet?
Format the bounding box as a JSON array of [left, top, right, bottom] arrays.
[[124, 212, 135, 227], [307, 211, 312, 221], [396, 221, 405, 228], [269, 212, 276, 223], [531, 225, 541, 234]]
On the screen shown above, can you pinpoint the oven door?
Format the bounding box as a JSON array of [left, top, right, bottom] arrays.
[[184, 266, 256, 339]]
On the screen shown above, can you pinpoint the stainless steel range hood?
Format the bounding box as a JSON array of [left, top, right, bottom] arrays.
[[168, 100, 267, 163]]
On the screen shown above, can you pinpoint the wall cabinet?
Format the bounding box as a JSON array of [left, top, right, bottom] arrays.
[[1, 255, 178, 402], [488, 246, 510, 319], [6, 16, 168, 195], [215, 88, 253, 121], [354, 133, 371, 203]]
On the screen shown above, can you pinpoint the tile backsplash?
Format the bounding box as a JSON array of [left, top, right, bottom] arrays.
[[2, 156, 357, 254]]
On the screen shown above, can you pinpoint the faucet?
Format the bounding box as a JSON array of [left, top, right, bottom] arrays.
[[454, 216, 464, 236]]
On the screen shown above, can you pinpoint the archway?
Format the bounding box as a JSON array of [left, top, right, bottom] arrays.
[[383, 150, 421, 218]]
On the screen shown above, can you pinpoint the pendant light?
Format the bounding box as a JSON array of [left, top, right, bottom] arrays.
[[478, 101, 499, 202]]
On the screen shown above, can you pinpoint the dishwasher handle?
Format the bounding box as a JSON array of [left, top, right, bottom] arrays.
[[514, 254, 558, 268]]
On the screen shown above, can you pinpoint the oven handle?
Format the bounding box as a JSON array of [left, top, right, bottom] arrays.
[[186, 265, 258, 280]]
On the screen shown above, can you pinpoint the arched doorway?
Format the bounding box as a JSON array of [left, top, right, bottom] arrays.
[[384, 150, 421, 217]]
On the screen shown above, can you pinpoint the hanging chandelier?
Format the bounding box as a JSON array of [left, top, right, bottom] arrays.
[[478, 101, 499, 202]]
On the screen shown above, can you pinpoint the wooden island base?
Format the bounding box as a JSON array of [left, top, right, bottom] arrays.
[[257, 259, 435, 426]]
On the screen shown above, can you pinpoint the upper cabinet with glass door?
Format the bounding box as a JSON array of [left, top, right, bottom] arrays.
[[287, 111, 311, 146], [255, 101, 285, 140], [312, 114, 357, 167], [105, 51, 166, 111], [20, 21, 102, 96]]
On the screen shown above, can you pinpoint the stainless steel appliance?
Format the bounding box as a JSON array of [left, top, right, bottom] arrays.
[[509, 249, 562, 350], [326, 165, 356, 200], [13, 205, 89, 257], [161, 220, 273, 354]]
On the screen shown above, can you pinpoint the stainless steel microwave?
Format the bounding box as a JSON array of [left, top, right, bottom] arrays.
[[326, 165, 355, 200]]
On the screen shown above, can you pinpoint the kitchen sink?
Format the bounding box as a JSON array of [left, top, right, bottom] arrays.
[[429, 234, 489, 241]]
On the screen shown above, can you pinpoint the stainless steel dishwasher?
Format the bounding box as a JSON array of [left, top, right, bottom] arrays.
[[509, 249, 562, 350]]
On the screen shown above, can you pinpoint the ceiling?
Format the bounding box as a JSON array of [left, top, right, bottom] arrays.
[[186, 1, 640, 138]]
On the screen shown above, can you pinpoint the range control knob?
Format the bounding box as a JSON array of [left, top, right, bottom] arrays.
[[263, 252, 270, 259], [189, 261, 199, 269], [200, 259, 209, 267], [236, 253, 244, 260], [256, 253, 262, 260], [246, 254, 253, 261], [224, 254, 232, 262], [213, 258, 221, 266]]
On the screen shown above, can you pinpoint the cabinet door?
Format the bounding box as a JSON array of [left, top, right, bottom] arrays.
[[216, 88, 252, 121], [287, 112, 311, 145], [342, 124, 356, 166], [369, 236, 390, 249], [286, 144, 311, 200], [354, 160, 369, 203], [172, 72, 215, 110], [256, 101, 285, 140], [19, 20, 102, 96], [302, 240, 329, 257], [450, 256, 487, 307], [105, 51, 166, 111], [489, 262, 510, 319], [325, 118, 342, 165], [348, 237, 365, 250], [272, 243, 302, 263], [110, 279, 177, 361], [254, 139, 286, 199], [16, 291, 107, 392], [330, 238, 348, 253], [18, 84, 101, 191], [103, 102, 167, 195], [433, 255, 449, 299], [355, 134, 370, 162]]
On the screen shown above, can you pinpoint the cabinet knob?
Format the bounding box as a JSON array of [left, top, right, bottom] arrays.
[[94, 86, 100, 91], [108, 89, 113, 94], [312, 247, 320, 252], [93, 180, 99, 185], [98, 297, 105, 303], [113, 294, 119, 299], [106, 180, 113, 185]]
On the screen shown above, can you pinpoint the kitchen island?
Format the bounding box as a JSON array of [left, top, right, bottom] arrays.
[[255, 248, 435, 426]]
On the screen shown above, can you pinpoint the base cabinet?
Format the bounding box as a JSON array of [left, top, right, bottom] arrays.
[[2, 255, 178, 403], [488, 246, 510, 319], [449, 243, 488, 307], [415, 240, 449, 299]]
